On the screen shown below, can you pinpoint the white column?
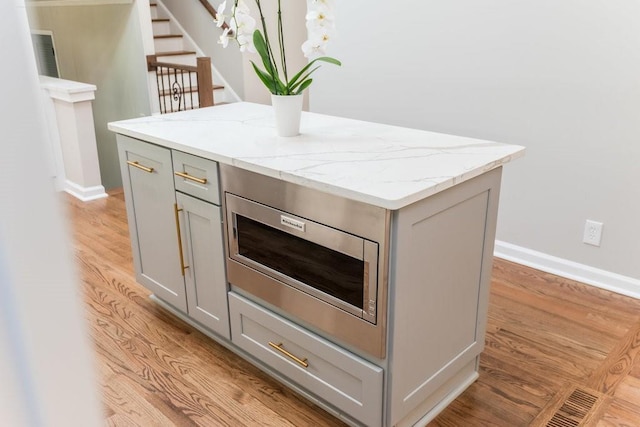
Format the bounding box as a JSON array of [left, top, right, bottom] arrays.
[[1, 0, 103, 425], [40, 76, 108, 201]]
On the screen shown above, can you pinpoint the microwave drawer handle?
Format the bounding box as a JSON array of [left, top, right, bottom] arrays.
[[268, 342, 308, 368]]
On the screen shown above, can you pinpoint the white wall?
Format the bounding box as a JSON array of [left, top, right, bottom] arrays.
[[27, 3, 151, 189], [311, 1, 640, 285], [0, 1, 102, 426]]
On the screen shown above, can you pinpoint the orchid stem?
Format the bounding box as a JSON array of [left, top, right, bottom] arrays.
[[277, 0, 288, 93]]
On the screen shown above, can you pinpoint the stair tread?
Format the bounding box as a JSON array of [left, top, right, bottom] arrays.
[[154, 34, 183, 39], [155, 50, 197, 56]]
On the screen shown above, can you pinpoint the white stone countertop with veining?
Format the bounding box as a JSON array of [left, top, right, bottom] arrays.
[[108, 102, 525, 210]]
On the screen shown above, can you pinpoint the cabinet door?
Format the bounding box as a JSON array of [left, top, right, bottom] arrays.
[[176, 192, 230, 339], [117, 135, 187, 312]]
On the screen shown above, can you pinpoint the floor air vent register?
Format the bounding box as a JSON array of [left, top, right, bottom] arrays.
[[539, 387, 604, 427]]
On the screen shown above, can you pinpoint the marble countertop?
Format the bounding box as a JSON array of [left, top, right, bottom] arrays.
[[108, 102, 525, 210]]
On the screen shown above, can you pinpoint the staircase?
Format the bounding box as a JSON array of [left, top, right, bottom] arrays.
[[149, 1, 227, 112]]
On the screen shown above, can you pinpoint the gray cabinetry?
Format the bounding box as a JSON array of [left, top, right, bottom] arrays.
[[172, 150, 221, 205], [109, 103, 522, 427], [175, 191, 229, 337], [116, 132, 503, 426], [117, 135, 229, 338], [117, 135, 186, 311], [386, 167, 501, 426], [228, 292, 383, 427]]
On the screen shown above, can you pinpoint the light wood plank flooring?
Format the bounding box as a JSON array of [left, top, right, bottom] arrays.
[[65, 190, 640, 426]]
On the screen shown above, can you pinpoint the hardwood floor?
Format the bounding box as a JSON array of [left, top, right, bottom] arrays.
[[65, 190, 640, 426]]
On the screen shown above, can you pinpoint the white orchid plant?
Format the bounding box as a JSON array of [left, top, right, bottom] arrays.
[[214, 0, 341, 96]]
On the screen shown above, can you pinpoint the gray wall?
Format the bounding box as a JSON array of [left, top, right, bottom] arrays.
[[310, 1, 640, 281], [27, 3, 151, 189]]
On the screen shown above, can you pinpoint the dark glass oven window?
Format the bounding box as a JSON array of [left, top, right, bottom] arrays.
[[236, 215, 364, 309]]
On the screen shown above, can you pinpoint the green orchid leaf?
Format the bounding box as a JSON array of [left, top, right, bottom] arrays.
[[251, 61, 287, 95], [288, 66, 320, 90], [293, 78, 313, 95], [313, 56, 342, 67], [287, 64, 317, 89], [287, 56, 341, 92], [273, 75, 287, 94], [288, 66, 320, 92], [250, 61, 277, 93], [253, 30, 278, 78]]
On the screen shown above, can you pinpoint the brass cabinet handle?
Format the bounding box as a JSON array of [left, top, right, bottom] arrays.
[[127, 160, 154, 173], [173, 203, 189, 276], [268, 342, 308, 368], [175, 171, 207, 185]]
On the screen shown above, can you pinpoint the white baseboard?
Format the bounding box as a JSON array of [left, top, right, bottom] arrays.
[[494, 240, 640, 300], [64, 180, 108, 202]]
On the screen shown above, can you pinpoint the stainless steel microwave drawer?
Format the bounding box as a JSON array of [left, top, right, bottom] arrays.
[[172, 150, 220, 205], [228, 292, 383, 427]]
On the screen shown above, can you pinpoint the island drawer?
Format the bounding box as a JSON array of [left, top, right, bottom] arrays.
[[172, 150, 220, 205], [228, 292, 383, 427]]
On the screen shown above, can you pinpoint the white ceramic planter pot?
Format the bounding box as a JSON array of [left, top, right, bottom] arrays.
[[271, 94, 303, 137]]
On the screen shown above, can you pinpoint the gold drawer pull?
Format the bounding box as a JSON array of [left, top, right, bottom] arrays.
[[127, 160, 154, 173], [174, 204, 189, 276], [268, 342, 308, 368], [175, 171, 207, 185]]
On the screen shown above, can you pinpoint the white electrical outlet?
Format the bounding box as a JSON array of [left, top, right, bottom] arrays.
[[583, 220, 603, 246]]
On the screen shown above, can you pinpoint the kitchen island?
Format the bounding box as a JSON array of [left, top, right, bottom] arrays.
[[109, 103, 524, 427]]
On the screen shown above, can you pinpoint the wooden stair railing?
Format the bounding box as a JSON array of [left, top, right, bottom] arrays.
[[147, 55, 214, 114]]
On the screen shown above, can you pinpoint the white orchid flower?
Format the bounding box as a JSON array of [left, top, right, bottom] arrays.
[[215, 1, 227, 27], [235, 0, 251, 15], [235, 10, 256, 33], [217, 0, 339, 94], [306, 9, 334, 30], [237, 32, 256, 53], [218, 27, 231, 48], [301, 39, 323, 59], [215, 13, 226, 27], [307, 0, 335, 19], [233, 10, 256, 50], [302, 29, 333, 59], [307, 0, 335, 8]]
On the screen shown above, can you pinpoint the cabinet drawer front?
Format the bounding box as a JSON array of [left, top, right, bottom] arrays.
[[229, 293, 383, 427], [172, 150, 220, 204]]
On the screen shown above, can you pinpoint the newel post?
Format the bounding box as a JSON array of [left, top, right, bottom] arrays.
[[146, 54, 157, 72], [197, 57, 214, 107]]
